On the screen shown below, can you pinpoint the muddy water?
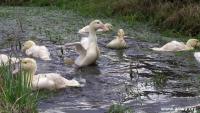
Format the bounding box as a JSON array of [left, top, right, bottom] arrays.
[[0, 7, 200, 113]]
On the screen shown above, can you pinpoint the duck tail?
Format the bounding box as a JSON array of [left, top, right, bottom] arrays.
[[151, 47, 163, 51], [64, 79, 80, 87]]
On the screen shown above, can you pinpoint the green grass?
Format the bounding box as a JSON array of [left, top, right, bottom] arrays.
[[1, 0, 200, 40], [152, 73, 168, 89], [0, 63, 38, 113], [108, 104, 133, 113], [2, 0, 200, 37]]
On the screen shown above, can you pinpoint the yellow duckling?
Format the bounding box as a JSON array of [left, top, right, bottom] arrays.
[[152, 39, 200, 51], [22, 40, 51, 60], [19, 58, 80, 90], [107, 29, 127, 49], [0, 54, 19, 66], [64, 20, 106, 67], [78, 23, 112, 34]]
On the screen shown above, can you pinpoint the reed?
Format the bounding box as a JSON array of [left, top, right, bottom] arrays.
[[0, 62, 38, 113]]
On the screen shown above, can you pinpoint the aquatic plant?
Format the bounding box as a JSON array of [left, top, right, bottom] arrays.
[[0, 62, 38, 113], [152, 72, 167, 89], [108, 104, 133, 113]]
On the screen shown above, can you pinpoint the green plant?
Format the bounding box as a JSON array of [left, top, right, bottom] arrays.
[[1, 0, 200, 37], [108, 104, 133, 113], [0, 63, 38, 113], [152, 73, 168, 89]]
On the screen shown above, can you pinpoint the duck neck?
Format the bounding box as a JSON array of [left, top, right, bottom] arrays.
[[89, 27, 97, 44], [186, 42, 194, 49], [117, 36, 124, 41]]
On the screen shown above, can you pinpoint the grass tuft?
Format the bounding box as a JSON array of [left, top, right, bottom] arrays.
[[0, 62, 38, 113]]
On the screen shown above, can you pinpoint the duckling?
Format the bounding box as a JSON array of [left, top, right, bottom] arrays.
[[107, 29, 127, 49], [22, 40, 51, 60], [78, 23, 112, 34], [152, 39, 200, 51], [64, 20, 106, 67], [18, 58, 80, 90], [0, 54, 19, 66]]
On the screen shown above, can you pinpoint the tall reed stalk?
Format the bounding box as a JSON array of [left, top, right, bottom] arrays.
[[0, 62, 38, 113]]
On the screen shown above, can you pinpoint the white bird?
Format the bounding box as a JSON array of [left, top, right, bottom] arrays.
[[17, 58, 80, 90], [22, 40, 51, 60], [0, 54, 19, 66], [78, 23, 112, 34], [107, 29, 127, 49], [194, 52, 200, 63], [151, 39, 200, 51], [64, 20, 106, 67]]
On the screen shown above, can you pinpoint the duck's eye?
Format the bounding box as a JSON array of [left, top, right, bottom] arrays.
[[24, 61, 27, 64], [96, 22, 100, 24]]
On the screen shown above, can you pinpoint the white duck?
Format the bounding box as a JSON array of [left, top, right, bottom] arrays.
[[106, 29, 127, 49], [18, 58, 80, 90], [0, 54, 19, 66], [22, 40, 51, 60], [194, 52, 200, 63], [64, 20, 106, 67], [151, 39, 200, 51], [78, 23, 112, 34]]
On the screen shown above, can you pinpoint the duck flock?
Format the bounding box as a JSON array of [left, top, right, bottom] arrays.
[[1, 19, 200, 91]]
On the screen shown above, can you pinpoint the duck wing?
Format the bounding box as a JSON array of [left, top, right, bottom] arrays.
[[162, 41, 186, 51], [64, 42, 87, 56], [80, 37, 90, 50], [78, 25, 89, 34], [34, 73, 80, 89]]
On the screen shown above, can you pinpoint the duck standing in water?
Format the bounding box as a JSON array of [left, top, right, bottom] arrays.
[[15, 58, 80, 90], [151, 39, 200, 51], [107, 29, 127, 49], [78, 23, 112, 34], [22, 40, 51, 60], [64, 20, 107, 67]]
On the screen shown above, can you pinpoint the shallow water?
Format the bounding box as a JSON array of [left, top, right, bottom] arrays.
[[0, 7, 200, 113]]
